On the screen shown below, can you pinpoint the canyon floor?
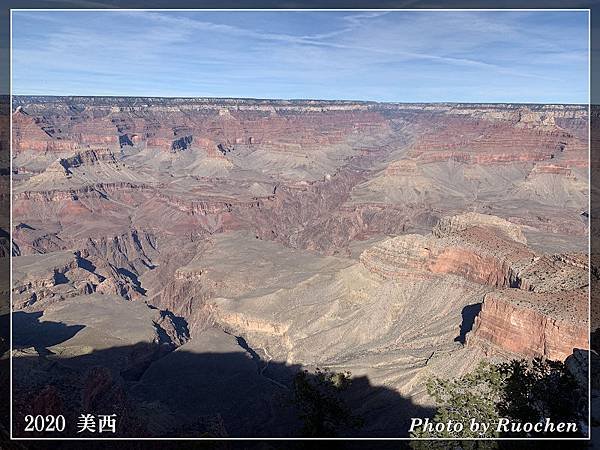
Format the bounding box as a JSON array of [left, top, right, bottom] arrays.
[[9, 97, 590, 437]]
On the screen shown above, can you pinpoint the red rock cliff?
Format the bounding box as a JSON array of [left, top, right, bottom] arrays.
[[468, 289, 588, 361]]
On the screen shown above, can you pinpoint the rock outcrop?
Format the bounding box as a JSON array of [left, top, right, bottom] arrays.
[[360, 225, 533, 288], [433, 212, 527, 244], [468, 290, 588, 361], [360, 215, 588, 361]]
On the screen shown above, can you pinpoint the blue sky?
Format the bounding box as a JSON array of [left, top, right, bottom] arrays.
[[11, 10, 589, 103]]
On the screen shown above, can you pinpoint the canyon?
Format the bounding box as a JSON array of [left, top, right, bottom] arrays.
[[9, 96, 590, 437]]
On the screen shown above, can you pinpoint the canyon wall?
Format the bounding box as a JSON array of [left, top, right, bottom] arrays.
[[9, 96, 589, 437]]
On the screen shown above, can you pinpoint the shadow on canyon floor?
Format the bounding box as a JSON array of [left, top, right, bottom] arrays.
[[455, 303, 482, 344], [12, 311, 85, 354], [2, 312, 594, 449], [9, 311, 434, 441]]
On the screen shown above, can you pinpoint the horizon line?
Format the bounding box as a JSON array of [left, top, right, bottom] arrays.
[[10, 94, 589, 107]]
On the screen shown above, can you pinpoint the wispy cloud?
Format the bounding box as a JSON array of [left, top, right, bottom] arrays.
[[11, 10, 589, 103]]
